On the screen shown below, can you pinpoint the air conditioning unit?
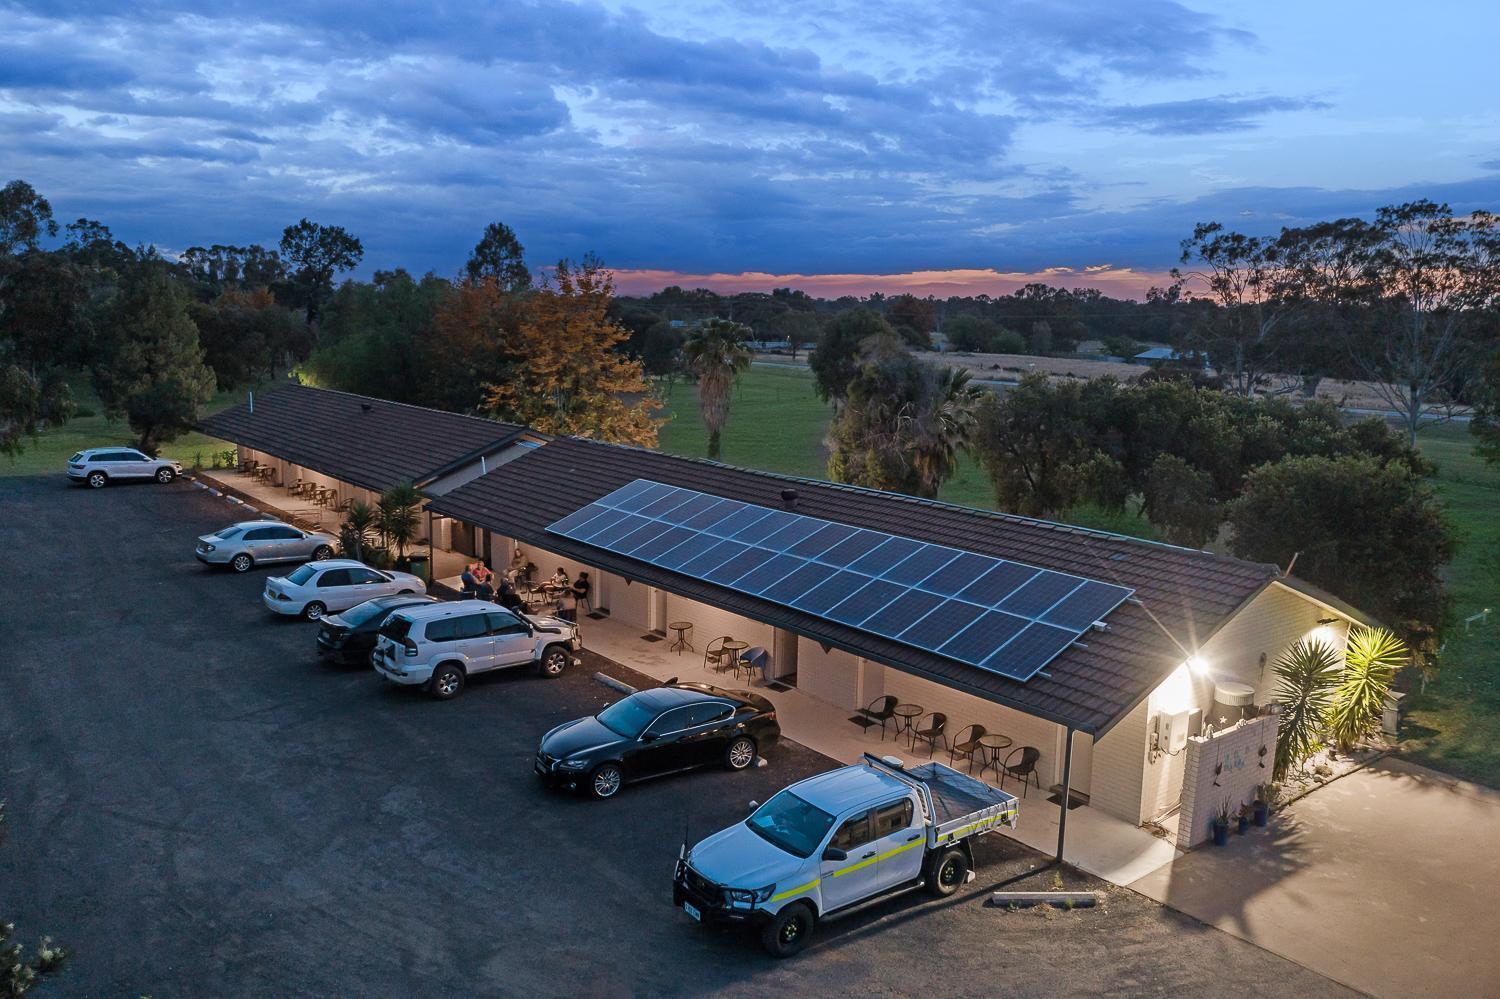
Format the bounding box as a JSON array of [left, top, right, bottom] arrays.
[[1154, 707, 1203, 754]]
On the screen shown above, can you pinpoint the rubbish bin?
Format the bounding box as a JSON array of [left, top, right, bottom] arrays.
[[404, 553, 431, 583], [1382, 690, 1405, 736]]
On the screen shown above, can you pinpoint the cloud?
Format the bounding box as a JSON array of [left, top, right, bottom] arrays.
[[1094, 94, 1332, 135]]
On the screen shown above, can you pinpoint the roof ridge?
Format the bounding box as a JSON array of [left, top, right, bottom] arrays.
[[272, 382, 523, 432], [553, 435, 1275, 573]]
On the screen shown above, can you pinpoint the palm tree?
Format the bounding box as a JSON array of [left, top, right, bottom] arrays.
[[340, 500, 377, 562], [1271, 638, 1341, 779], [907, 365, 984, 499], [377, 482, 422, 564], [682, 318, 751, 460]]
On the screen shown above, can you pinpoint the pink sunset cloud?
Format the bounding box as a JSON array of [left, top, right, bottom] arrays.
[[609, 265, 1174, 300]]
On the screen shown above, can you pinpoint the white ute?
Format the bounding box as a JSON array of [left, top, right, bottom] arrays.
[[673, 753, 1018, 957]]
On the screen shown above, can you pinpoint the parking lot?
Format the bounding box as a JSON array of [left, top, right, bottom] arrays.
[[0, 475, 1356, 997]]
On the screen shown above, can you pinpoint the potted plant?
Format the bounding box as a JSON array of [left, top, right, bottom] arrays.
[[1253, 783, 1277, 827], [1237, 803, 1252, 835], [1211, 800, 1231, 846]]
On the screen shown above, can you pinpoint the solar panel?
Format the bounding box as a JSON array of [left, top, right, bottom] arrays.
[[546, 479, 1134, 682]]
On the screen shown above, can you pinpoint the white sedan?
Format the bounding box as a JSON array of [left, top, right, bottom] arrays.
[[262, 559, 426, 621]]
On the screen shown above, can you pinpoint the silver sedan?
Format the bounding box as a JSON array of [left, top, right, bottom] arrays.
[[196, 520, 339, 573]]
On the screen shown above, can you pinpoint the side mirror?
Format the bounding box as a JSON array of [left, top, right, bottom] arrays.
[[747, 800, 760, 812], [822, 847, 848, 863], [640, 732, 658, 743]]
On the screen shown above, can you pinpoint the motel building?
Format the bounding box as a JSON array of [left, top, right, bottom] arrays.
[[201, 385, 1374, 882]]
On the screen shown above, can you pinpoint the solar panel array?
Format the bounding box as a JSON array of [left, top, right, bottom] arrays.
[[545, 479, 1134, 682]]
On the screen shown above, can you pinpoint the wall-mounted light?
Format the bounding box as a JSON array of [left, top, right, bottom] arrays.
[[1317, 617, 1338, 625], [1187, 655, 1211, 676]]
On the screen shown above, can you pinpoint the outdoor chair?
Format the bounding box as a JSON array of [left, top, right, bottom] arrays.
[[856, 695, 899, 740], [1001, 746, 1042, 797], [950, 724, 987, 773], [737, 646, 770, 683], [911, 712, 947, 757], [703, 637, 736, 674]]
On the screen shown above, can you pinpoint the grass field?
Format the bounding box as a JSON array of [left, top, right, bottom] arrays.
[[1, 378, 235, 476]]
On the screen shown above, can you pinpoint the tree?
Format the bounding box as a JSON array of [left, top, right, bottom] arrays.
[[420, 276, 522, 412], [1227, 455, 1455, 648], [189, 287, 306, 388], [0, 361, 72, 458], [482, 257, 660, 445], [0, 180, 55, 257], [0, 250, 92, 372], [93, 266, 216, 452], [809, 308, 896, 405], [180, 243, 286, 291], [969, 374, 1124, 517], [278, 218, 363, 331], [1328, 626, 1408, 751], [1175, 221, 1303, 395], [681, 317, 751, 460], [1140, 453, 1219, 547], [464, 222, 531, 292], [1, 801, 68, 997], [1344, 202, 1500, 447], [885, 294, 937, 343], [1271, 639, 1341, 779], [377, 482, 422, 563], [304, 270, 454, 406], [768, 309, 819, 360], [340, 500, 377, 563]]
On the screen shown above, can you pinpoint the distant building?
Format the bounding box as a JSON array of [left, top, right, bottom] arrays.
[[1133, 347, 1207, 369]]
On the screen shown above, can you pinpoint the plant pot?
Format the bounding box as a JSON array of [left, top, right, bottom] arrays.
[[1211, 821, 1229, 846], [1253, 802, 1269, 827], [1236, 816, 1250, 835]]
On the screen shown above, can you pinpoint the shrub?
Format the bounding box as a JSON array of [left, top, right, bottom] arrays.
[[1328, 627, 1408, 750], [1272, 638, 1341, 779]]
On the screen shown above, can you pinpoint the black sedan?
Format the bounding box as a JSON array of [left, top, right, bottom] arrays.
[[536, 681, 780, 800], [316, 594, 439, 665]]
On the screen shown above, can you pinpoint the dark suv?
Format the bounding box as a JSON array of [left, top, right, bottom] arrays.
[[536, 681, 780, 800], [316, 594, 439, 666]]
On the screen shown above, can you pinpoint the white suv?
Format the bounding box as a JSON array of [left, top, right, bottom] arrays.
[[262, 559, 426, 620], [67, 447, 182, 488], [373, 600, 582, 700]]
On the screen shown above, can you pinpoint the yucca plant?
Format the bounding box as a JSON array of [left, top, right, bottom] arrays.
[[377, 482, 423, 562], [1272, 638, 1341, 779], [1328, 626, 1408, 751], [341, 500, 377, 562]]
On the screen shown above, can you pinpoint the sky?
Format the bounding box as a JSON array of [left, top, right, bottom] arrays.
[[2, 0, 1497, 298]]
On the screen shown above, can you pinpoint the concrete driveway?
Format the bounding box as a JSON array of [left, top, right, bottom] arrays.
[[1129, 757, 1500, 998]]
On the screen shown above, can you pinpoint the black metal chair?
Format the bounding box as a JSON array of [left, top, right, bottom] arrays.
[[856, 695, 899, 739], [1001, 746, 1042, 797], [949, 724, 987, 773], [703, 636, 736, 674], [911, 712, 947, 757]]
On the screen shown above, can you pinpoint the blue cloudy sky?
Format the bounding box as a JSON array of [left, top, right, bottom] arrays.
[[3, 0, 1497, 296]]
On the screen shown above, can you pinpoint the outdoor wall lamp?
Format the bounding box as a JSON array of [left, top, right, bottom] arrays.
[[1317, 617, 1338, 625]]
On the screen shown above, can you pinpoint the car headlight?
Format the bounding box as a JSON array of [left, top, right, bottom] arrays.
[[558, 758, 590, 771], [726, 884, 776, 905], [202, 544, 215, 552]]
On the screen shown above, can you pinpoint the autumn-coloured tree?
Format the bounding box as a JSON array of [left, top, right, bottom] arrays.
[[482, 257, 660, 445], [423, 276, 523, 412]]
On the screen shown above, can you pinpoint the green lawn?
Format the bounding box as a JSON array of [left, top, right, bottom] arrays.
[[1400, 422, 1500, 786], [1, 379, 235, 476]]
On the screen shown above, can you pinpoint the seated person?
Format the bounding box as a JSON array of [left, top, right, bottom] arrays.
[[459, 563, 479, 597], [571, 572, 591, 605], [556, 589, 578, 623], [549, 567, 570, 589], [498, 581, 527, 614]]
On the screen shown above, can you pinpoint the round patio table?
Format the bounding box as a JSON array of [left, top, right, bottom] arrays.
[[718, 639, 749, 676], [892, 703, 924, 746], [668, 621, 694, 654], [977, 733, 1013, 780]]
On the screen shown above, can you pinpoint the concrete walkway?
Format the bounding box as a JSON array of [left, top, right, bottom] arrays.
[[1128, 757, 1500, 998]]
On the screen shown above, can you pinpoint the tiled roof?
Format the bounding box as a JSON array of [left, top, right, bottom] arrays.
[[198, 385, 525, 493], [427, 437, 1279, 737]]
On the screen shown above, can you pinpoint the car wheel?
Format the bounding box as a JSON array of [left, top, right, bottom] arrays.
[[430, 663, 465, 700], [87, 471, 107, 489], [155, 467, 175, 484], [230, 553, 253, 573], [537, 645, 569, 678], [588, 763, 623, 800], [725, 736, 757, 771], [311, 544, 333, 560], [760, 902, 815, 958], [927, 848, 969, 898], [302, 601, 327, 622]]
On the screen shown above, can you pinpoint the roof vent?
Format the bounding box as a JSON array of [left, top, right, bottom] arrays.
[[360, 402, 373, 413], [780, 488, 798, 510]]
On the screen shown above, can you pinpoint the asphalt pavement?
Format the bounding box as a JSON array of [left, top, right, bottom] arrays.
[[0, 474, 1356, 997]]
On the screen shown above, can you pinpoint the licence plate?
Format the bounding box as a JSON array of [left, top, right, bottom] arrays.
[[683, 902, 702, 922]]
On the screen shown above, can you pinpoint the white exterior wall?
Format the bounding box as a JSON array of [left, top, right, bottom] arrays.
[[1089, 700, 1148, 823], [663, 593, 777, 662], [488, 533, 651, 629], [796, 640, 861, 708], [1137, 583, 1351, 823]]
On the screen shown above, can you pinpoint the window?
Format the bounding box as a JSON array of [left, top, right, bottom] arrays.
[[286, 564, 318, 586], [830, 811, 873, 852], [213, 527, 243, 540], [378, 617, 412, 643], [243, 528, 275, 542], [424, 618, 459, 643], [125, 450, 149, 461], [450, 615, 490, 641], [269, 526, 303, 540], [316, 568, 353, 588], [746, 792, 837, 859], [685, 702, 734, 727], [485, 611, 528, 637], [872, 799, 914, 837], [596, 694, 657, 739], [645, 706, 694, 737], [348, 568, 386, 584]]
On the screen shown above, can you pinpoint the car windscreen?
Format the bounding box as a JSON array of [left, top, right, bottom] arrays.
[[595, 695, 659, 739], [343, 600, 395, 627], [745, 791, 837, 859], [213, 527, 243, 540], [285, 564, 318, 586]]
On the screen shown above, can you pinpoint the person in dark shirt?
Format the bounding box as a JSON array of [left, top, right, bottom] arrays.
[[571, 572, 591, 611]]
